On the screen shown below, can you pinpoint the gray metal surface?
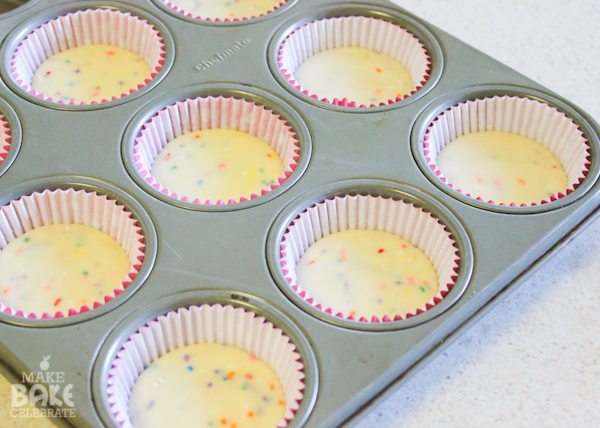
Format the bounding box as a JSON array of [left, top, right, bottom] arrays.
[[0, 1, 598, 428]]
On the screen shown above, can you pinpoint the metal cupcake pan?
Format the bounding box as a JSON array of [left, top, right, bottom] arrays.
[[0, 0, 598, 427]]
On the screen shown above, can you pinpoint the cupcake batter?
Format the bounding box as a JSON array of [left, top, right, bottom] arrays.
[[294, 47, 414, 106], [128, 343, 286, 428], [296, 229, 439, 319], [31, 44, 151, 104], [150, 128, 284, 202], [167, 0, 282, 19], [0, 224, 131, 315], [436, 131, 568, 205]]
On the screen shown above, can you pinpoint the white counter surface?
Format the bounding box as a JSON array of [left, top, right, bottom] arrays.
[[1, 1, 599, 427]]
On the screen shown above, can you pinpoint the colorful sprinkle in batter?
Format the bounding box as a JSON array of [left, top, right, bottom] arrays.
[[0, 224, 131, 315], [150, 129, 284, 202], [296, 230, 439, 319], [436, 131, 569, 205], [294, 47, 414, 106], [128, 343, 286, 428], [168, 0, 282, 19], [31, 44, 151, 104]]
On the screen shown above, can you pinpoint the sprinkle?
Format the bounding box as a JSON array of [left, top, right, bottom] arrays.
[[207, 382, 213, 388], [226, 371, 235, 379], [376, 68, 383, 73], [518, 178, 526, 185], [96, 86, 101, 90], [46, 71, 51, 75], [278, 399, 286, 406], [262, 396, 269, 402], [269, 384, 275, 391], [171, 165, 178, 170], [65, 60, 71, 63], [307, 260, 316, 266], [249, 354, 257, 360], [147, 400, 155, 409], [423, 281, 429, 285], [378, 248, 384, 253], [419, 286, 426, 292], [195, 134, 201, 139], [349, 310, 356, 317], [54, 298, 62, 307], [107, 51, 116, 55], [553, 165, 557, 169], [197, 180, 204, 185], [401, 244, 407, 249], [218, 163, 226, 168], [408, 277, 415, 285], [376, 89, 382, 94], [477, 178, 483, 182], [248, 412, 254, 418], [245, 373, 253, 379], [187, 366, 194, 371], [83, 271, 89, 276], [379, 283, 386, 290], [340, 251, 346, 261], [75, 69, 80, 74], [220, 419, 227, 425], [2, 289, 8, 294], [183, 354, 190, 362]]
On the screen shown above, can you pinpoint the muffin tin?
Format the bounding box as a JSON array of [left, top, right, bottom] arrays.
[[0, 0, 599, 427]]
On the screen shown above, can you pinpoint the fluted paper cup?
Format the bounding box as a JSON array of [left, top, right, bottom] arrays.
[[0, 188, 145, 319], [423, 95, 591, 206], [158, 0, 289, 22], [278, 16, 430, 108], [133, 95, 300, 205], [10, 8, 165, 105], [0, 115, 10, 166], [107, 304, 305, 428], [278, 194, 459, 322]]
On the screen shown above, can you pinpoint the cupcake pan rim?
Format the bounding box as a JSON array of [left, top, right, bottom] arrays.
[[0, 1, 176, 111], [0, 175, 158, 328], [266, 2, 444, 113], [91, 290, 319, 428], [411, 84, 600, 214]]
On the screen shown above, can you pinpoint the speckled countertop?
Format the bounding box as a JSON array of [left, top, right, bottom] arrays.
[[1, 0, 599, 427]]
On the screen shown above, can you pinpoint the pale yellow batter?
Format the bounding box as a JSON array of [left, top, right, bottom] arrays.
[[168, 0, 282, 19], [296, 229, 439, 319], [0, 224, 131, 315], [31, 44, 151, 104], [294, 47, 414, 106], [150, 128, 284, 202], [128, 343, 286, 428], [436, 131, 569, 205]]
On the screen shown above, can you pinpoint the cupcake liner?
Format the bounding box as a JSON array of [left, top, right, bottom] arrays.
[[10, 8, 166, 105], [158, 0, 289, 22], [423, 96, 591, 206], [0, 115, 10, 165], [279, 194, 459, 322], [133, 95, 300, 205], [0, 188, 145, 319], [277, 16, 431, 108], [107, 304, 305, 428]]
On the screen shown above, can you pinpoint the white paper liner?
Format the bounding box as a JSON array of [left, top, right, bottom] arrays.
[[10, 8, 166, 105], [423, 96, 591, 206], [0, 115, 10, 165], [159, 0, 289, 22], [278, 16, 431, 108], [107, 304, 305, 428], [0, 189, 145, 319], [133, 96, 300, 205], [279, 195, 459, 322]]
